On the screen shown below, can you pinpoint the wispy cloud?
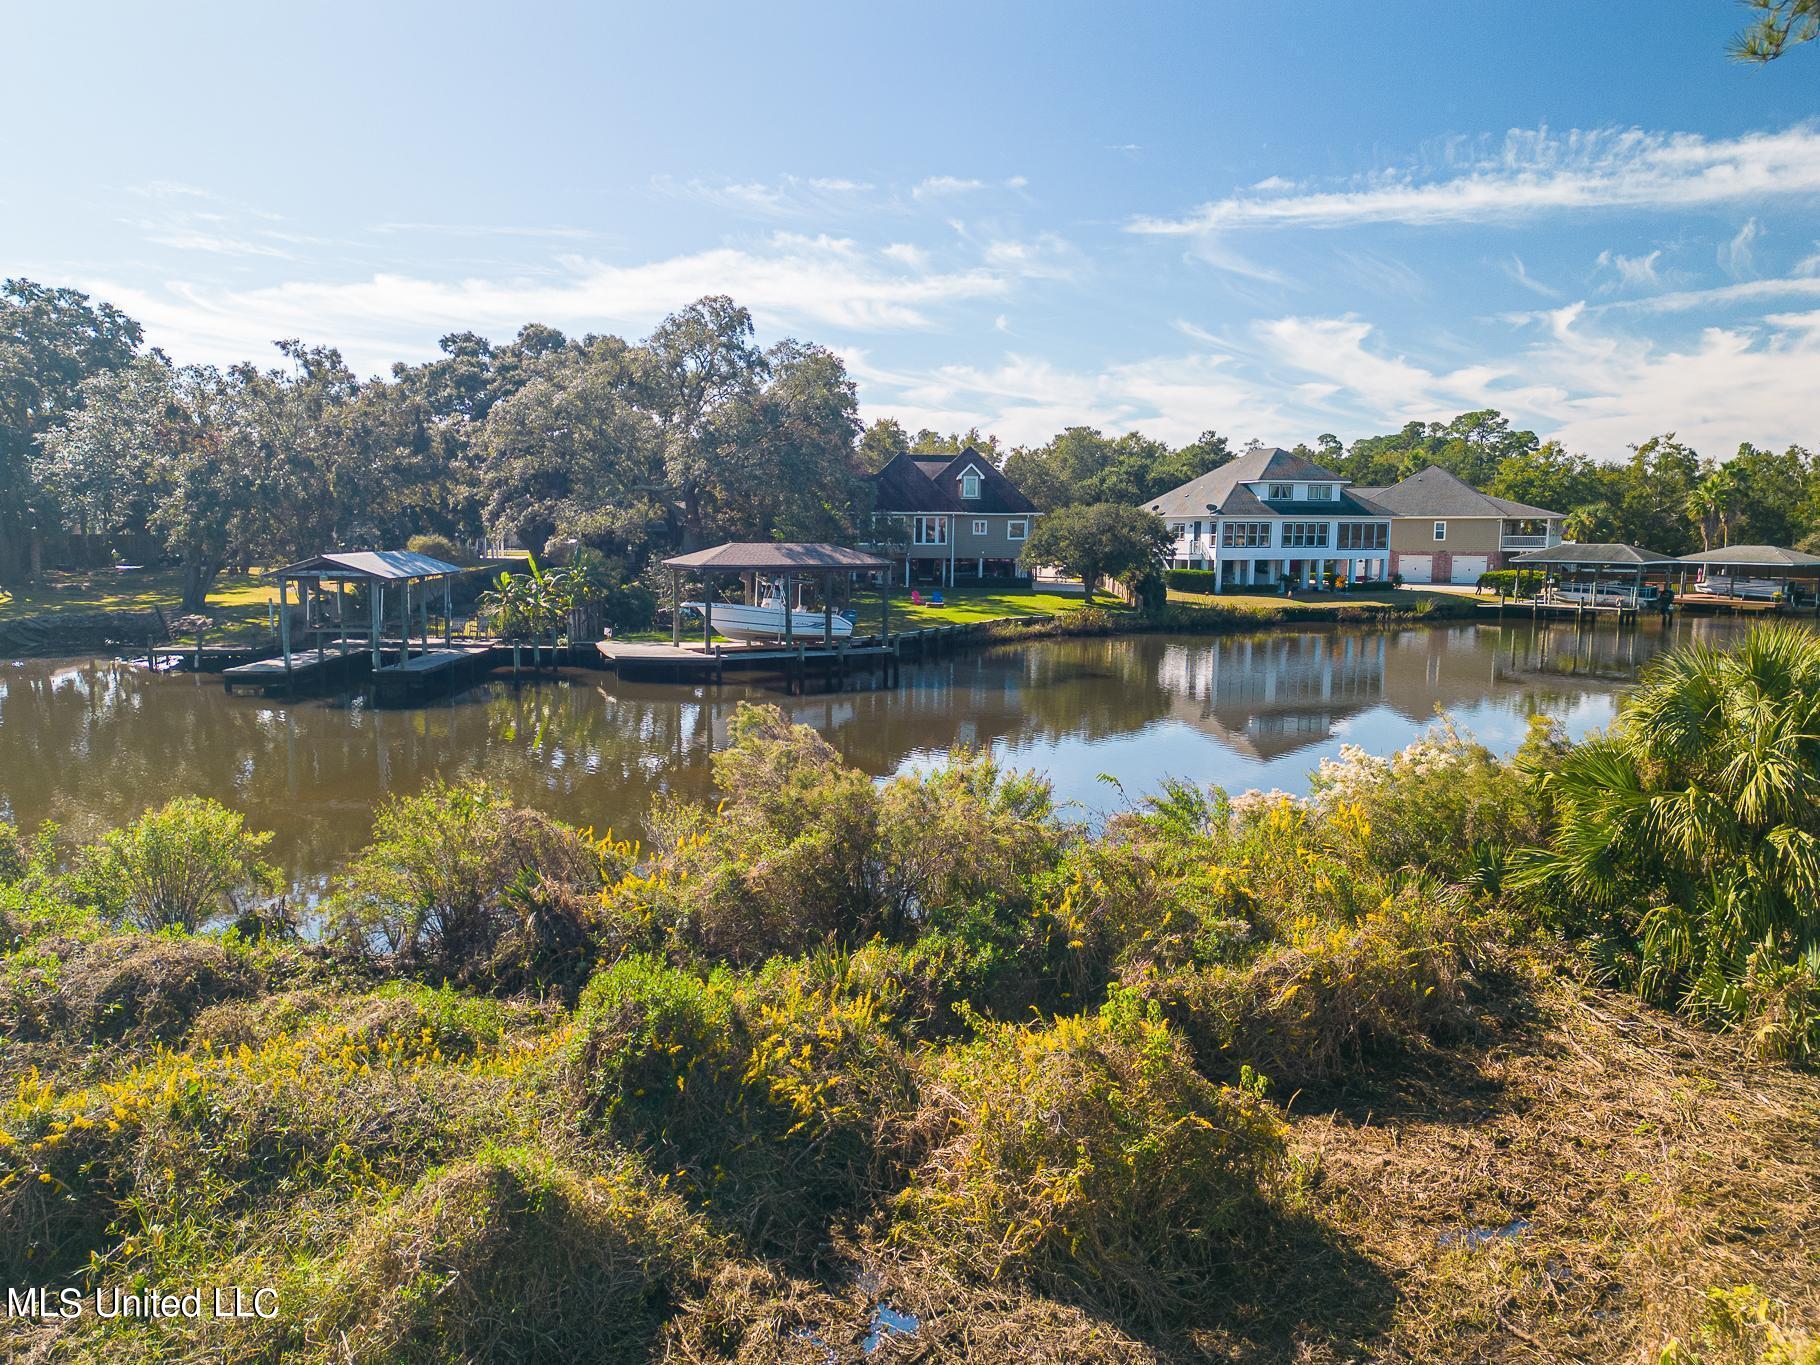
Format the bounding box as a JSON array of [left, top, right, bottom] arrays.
[[1719, 217, 1760, 278], [1595, 248, 1662, 288], [911, 174, 1026, 200], [80, 233, 1018, 375], [651, 174, 880, 219], [370, 222, 604, 240], [1501, 254, 1561, 298], [1129, 124, 1820, 234]]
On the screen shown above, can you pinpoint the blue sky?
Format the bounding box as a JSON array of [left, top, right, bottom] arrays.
[[6, 1, 1818, 456]]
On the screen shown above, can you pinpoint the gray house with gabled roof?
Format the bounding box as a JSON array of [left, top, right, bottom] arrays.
[[1144, 447, 1393, 591], [868, 448, 1040, 585]]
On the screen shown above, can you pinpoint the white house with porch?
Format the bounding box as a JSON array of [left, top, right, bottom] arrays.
[[1144, 447, 1393, 591]]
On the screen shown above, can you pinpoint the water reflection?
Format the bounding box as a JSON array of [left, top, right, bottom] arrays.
[[0, 614, 1785, 890]]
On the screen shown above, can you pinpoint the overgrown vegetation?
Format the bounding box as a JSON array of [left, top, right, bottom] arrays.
[[3, 627, 1818, 1361]]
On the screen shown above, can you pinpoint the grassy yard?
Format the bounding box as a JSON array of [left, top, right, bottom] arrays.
[[1166, 586, 1470, 613], [857, 583, 1117, 631], [0, 567, 278, 631]]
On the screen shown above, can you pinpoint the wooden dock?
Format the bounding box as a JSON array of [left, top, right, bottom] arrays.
[[1478, 596, 1644, 624], [222, 649, 374, 695], [371, 645, 502, 702], [596, 619, 1039, 691]]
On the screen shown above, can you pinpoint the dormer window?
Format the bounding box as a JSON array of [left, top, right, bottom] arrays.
[[960, 471, 982, 499], [1308, 484, 1335, 501], [1267, 483, 1294, 500]]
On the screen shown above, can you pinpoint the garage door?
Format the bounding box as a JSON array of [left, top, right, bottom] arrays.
[[1399, 554, 1433, 583], [1450, 555, 1488, 585]]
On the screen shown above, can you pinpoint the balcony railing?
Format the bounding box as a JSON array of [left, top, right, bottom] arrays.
[[1500, 534, 1553, 550]]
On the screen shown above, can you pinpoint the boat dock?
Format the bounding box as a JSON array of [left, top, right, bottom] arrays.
[[597, 618, 1044, 691], [370, 645, 503, 701], [1478, 595, 1645, 623]]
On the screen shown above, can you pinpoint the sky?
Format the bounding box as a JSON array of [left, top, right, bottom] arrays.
[[5, 1, 1819, 459]]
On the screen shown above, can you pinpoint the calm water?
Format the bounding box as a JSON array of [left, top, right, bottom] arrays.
[[0, 616, 1774, 894]]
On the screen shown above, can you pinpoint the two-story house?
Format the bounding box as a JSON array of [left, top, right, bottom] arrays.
[[1352, 466, 1564, 584], [869, 448, 1040, 585], [1145, 447, 1393, 591]]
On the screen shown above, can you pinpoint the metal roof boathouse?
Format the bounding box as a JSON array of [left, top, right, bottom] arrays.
[[222, 549, 467, 694]]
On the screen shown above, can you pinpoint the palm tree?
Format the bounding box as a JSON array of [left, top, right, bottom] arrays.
[[1519, 625, 1820, 1055], [1685, 468, 1745, 551]]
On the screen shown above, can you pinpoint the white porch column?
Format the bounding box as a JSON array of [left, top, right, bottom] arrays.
[[1209, 520, 1223, 594]]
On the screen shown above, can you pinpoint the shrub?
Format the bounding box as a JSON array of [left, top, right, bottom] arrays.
[[72, 797, 279, 932], [290, 1147, 721, 1363], [404, 532, 469, 565], [1135, 887, 1474, 1087], [0, 822, 25, 884], [1308, 718, 1550, 887], [603, 705, 1068, 965], [329, 780, 617, 984], [1476, 568, 1543, 596], [1517, 625, 1820, 1053], [49, 934, 261, 1043], [1164, 567, 1220, 594], [568, 954, 916, 1251], [1, 1007, 535, 1279], [890, 990, 1284, 1314]]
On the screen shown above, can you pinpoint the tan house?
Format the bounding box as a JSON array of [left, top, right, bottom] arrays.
[[868, 448, 1039, 585], [1354, 466, 1564, 585]]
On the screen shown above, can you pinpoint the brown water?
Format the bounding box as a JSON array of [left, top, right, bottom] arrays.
[[0, 616, 1774, 895]]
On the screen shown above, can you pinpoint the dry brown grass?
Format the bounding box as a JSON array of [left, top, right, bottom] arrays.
[[1287, 974, 1820, 1362], [656, 971, 1820, 1364]]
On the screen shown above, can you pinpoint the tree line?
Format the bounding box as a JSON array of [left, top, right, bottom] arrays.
[[927, 409, 1820, 558], [4, 276, 1817, 610], [4, 283, 868, 608]]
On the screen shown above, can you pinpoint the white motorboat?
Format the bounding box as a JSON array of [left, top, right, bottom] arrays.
[[680, 595, 855, 642]]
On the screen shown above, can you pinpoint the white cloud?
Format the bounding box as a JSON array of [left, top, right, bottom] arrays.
[[911, 175, 1025, 200], [88, 234, 1013, 374], [981, 232, 1081, 281], [651, 174, 879, 218], [1130, 124, 1820, 234], [913, 176, 989, 199], [856, 348, 1287, 447], [1501, 254, 1561, 297], [1595, 247, 1662, 287], [1720, 217, 1760, 277], [1600, 273, 1820, 313]]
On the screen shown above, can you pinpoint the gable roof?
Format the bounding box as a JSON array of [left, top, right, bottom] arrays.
[[1364, 466, 1563, 520], [1678, 544, 1820, 569], [662, 542, 891, 572], [1509, 542, 1679, 567], [872, 447, 1036, 516], [1145, 446, 1386, 519], [277, 550, 464, 581]]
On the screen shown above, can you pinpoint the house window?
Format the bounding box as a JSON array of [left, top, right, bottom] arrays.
[[1267, 483, 1295, 500], [1221, 521, 1271, 548], [1007, 520, 1028, 541], [1433, 520, 1447, 542], [1308, 484, 1336, 501], [1337, 522, 1387, 550], [961, 472, 981, 499], [1282, 521, 1331, 549], [971, 519, 988, 535], [913, 515, 947, 546]]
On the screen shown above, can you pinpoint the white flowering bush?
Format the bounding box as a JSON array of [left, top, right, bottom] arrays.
[[1305, 717, 1548, 885]]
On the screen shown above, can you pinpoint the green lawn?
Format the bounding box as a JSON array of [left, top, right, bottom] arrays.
[[1166, 587, 1467, 612], [0, 567, 279, 632], [855, 584, 1120, 631]]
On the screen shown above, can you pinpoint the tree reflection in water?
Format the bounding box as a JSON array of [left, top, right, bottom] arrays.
[[0, 614, 1779, 894]]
